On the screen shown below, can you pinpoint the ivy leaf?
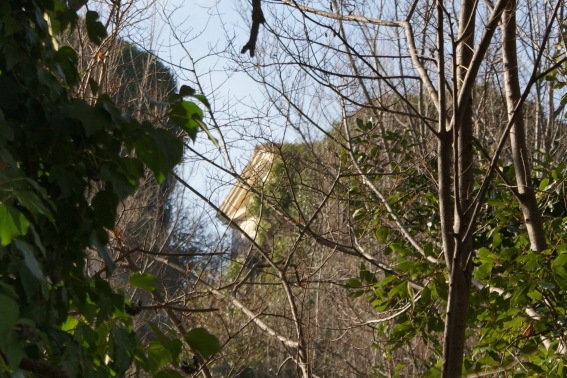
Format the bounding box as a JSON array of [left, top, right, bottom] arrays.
[[112, 327, 137, 374], [129, 272, 156, 292], [169, 101, 203, 141], [63, 99, 110, 136], [92, 189, 119, 229], [185, 328, 221, 359], [14, 240, 45, 282], [85, 11, 107, 45], [55, 46, 79, 85], [135, 128, 183, 183], [14, 190, 53, 222], [100, 163, 140, 201], [0, 204, 29, 246], [179, 85, 196, 97]]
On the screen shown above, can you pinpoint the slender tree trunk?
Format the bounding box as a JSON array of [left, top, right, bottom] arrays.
[[437, 1, 454, 270], [442, 0, 476, 375], [501, 0, 547, 252]]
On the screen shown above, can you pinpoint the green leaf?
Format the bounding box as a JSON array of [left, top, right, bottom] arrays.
[[14, 190, 53, 221], [88, 78, 99, 95], [100, 163, 139, 201], [185, 328, 221, 359], [61, 316, 79, 332], [192, 94, 211, 109], [111, 327, 136, 374], [527, 289, 543, 301], [179, 85, 196, 97], [349, 290, 365, 298], [390, 242, 410, 255], [0, 204, 29, 246], [14, 240, 45, 282], [63, 99, 111, 136], [148, 323, 182, 363], [492, 231, 502, 248], [55, 46, 79, 85], [147, 341, 172, 369], [2, 333, 24, 369], [193, 116, 219, 148], [129, 272, 156, 292], [396, 260, 417, 272], [92, 189, 119, 229], [135, 128, 183, 183], [552, 254, 567, 280], [374, 226, 389, 244], [85, 11, 107, 45], [0, 294, 19, 347], [539, 178, 550, 191], [360, 269, 376, 284], [474, 262, 494, 281], [552, 253, 567, 269], [345, 278, 362, 288], [169, 101, 203, 140]]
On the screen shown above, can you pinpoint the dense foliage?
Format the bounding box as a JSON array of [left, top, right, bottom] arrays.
[[342, 124, 567, 376], [0, 0, 218, 376]]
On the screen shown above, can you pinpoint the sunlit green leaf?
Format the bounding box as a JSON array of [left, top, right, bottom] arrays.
[[169, 101, 203, 140], [129, 272, 156, 292], [474, 262, 494, 281], [60, 317, 79, 334], [0, 204, 29, 246]]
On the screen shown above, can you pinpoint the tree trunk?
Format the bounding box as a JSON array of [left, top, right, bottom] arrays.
[[501, 0, 547, 252], [442, 0, 476, 375], [437, 0, 454, 270]]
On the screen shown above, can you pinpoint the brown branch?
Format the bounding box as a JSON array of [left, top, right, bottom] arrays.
[[128, 246, 226, 257], [241, 0, 265, 57], [280, 0, 403, 27], [142, 304, 218, 313]]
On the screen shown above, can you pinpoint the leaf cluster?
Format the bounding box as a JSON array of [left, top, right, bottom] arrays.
[[0, 1, 219, 376]]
